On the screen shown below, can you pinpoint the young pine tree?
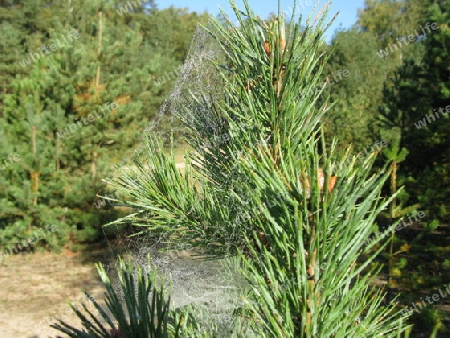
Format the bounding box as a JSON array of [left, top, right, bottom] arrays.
[[61, 1, 413, 336]]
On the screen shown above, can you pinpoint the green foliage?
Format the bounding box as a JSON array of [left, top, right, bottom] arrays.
[[1, 0, 448, 334], [357, 0, 433, 49], [376, 1, 450, 226], [409, 306, 445, 337], [321, 29, 394, 152], [0, 0, 205, 251], [51, 257, 203, 337], [407, 0, 450, 225], [102, 0, 412, 336], [235, 139, 409, 336]]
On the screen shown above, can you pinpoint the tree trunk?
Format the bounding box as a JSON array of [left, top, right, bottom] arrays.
[[387, 160, 397, 300], [31, 125, 39, 231], [96, 10, 102, 89]]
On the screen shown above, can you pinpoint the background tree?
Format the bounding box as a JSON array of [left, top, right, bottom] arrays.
[[320, 28, 393, 152], [401, 1, 450, 227], [0, 0, 208, 250]]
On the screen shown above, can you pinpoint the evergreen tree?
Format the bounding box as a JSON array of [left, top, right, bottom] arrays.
[[402, 1, 450, 226], [321, 28, 393, 152], [2, 55, 77, 248], [101, 1, 411, 336], [0, 0, 205, 250]]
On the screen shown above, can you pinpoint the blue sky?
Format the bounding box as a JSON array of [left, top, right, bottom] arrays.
[[158, 0, 366, 42]]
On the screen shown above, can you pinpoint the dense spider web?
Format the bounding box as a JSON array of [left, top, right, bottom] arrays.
[[101, 19, 228, 255], [98, 20, 247, 331]]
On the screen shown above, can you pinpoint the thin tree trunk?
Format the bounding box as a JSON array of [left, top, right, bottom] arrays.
[[96, 10, 102, 89], [387, 160, 397, 300], [91, 152, 97, 179], [31, 125, 39, 231]]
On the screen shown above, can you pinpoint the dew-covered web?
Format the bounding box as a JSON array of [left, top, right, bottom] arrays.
[[148, 21, 227, 136], [98, 20, 248, 332], [101, 20, 227, 258]]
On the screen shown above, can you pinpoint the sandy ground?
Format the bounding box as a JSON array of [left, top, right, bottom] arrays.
[[0, 251, 109, 338], [0, 246, 244, 337]]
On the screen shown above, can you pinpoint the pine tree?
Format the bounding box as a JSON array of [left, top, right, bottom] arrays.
[[2, 55, 74, 247], [101, 0, 412, 336], [321, 28, 393, 152], [403, 1, 450, 226], [0, 0, 205, 249], [0, 0, 29, 116]]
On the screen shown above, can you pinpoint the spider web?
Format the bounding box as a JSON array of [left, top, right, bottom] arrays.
[[99, 20, 247, 329], [101, 18, 227, 255]]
